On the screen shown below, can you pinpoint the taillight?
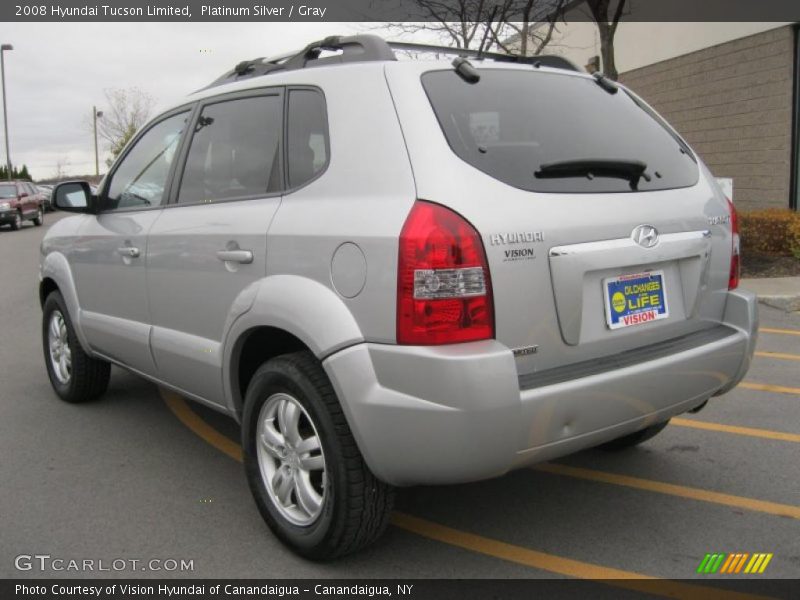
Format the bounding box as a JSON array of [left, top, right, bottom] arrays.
[[727, 196, 740, 290], [397, 200, 494, 345]]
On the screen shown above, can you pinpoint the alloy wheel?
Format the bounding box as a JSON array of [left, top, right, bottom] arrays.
[[48, 310, 72, 384], [256, 392, 327, 526]]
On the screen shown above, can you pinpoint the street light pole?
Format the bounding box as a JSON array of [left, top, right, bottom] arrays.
[[1, 44, 13, 182], [92, 106, 103, 177]]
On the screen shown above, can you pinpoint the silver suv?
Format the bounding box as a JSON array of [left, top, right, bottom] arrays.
[[41, 35, 757, 559]]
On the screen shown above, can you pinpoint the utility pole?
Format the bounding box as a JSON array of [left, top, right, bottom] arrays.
[[93, 105, 103, 177], [1, 44, 13, 181]]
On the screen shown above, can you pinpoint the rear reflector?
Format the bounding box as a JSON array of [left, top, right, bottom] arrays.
[[397, 201, 494, 345]]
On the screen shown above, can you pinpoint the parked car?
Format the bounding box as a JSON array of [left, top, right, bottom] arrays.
[[0, 180, 45, 229], [36, 184, 54, 211], [40, 35, 756, 560]]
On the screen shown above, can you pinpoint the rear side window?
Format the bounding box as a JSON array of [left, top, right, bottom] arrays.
[[421, 70, 699, 193], [286, 89, 329, 189], [178, 94, 283, 204]]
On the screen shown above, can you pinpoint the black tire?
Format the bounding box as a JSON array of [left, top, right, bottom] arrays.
[[600, 420, 670, 450], [42, 291, 110, 403], [242, 351, 394, 560], [10, 211, 22, 230], [33, 206, 43, 226]]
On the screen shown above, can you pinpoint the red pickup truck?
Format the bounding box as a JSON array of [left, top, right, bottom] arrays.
[[0, 180, 45, 230]]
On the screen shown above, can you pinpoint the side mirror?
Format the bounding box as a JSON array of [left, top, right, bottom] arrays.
[[53, 181, 95, 213], [19, 192, 28, 198]]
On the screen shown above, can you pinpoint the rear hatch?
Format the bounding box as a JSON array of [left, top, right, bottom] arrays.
[[386, 62, 735, 378]]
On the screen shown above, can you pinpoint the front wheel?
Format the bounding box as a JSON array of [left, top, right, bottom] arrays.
[[600, 420, 670, 450], [10, 211, 22, 230], [42, 291, 110, 403], [242, 351, 393, 560]]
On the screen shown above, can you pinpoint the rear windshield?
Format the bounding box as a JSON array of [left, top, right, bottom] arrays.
[[421, 69, 698, 193], [0, 184, 17, 199]]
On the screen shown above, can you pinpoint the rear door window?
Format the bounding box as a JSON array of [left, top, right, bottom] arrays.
[[421, 69, 698, 193], [177, 94, 283, 204]]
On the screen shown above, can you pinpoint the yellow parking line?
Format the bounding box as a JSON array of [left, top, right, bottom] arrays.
[[161, 389, 243, 462], [535, 463, 800, 520], [391, 513, 772, 600], [759, 327, 800, 337], [161, 389, 779, 596], [672, 418, 800, 443], [739, 381, 800, 396], [754, 351, 800, 362], [391, 512, 654, 579]]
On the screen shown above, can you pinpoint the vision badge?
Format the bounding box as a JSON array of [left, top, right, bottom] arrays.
[[503, 247, 536, 262]]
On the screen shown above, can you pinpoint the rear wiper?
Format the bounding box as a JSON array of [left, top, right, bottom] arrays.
[[535, 159, 650, 190]]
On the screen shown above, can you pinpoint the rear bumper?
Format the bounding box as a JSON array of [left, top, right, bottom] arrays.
[[324, 289, 757, 486]]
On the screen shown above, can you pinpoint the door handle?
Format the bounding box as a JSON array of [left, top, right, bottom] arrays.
[[216, 249, 253, 264], [116, 246, 140, 258]]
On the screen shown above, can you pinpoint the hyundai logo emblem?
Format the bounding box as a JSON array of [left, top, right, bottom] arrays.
[[632, 225, 659, 248]]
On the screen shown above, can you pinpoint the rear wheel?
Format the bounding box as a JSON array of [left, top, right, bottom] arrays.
[[600, 420, 670, 450], [33, 206, 44, 226], [42, 291, 110, 403], [242, 351, 393, 560]]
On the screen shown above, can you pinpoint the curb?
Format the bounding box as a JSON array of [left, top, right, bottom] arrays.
[[741, 277, 800, 313], [757, 295, 800, 313]]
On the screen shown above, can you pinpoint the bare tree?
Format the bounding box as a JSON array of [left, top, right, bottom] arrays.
[[52, 156, 70, 181], [488, 0, 566, 56], [384, 0, 566, 56], [583, 0, 627, 79], [96, 87, 156, 162]]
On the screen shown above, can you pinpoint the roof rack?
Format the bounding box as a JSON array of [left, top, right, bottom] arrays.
[[204, 34, 580, 90], [387, 41, 579, 72]]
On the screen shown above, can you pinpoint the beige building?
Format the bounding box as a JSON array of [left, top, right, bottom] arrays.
[[519, 22, 799, 212]]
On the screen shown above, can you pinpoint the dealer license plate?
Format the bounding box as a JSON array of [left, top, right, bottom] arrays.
[[604, 270, 668, 330]]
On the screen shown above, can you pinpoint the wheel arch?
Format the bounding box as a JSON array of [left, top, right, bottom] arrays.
[[39, 277, 59, 308], [223, 275, 365, 420], [229, 326, 310, 420], [39, 252, 92, 353]]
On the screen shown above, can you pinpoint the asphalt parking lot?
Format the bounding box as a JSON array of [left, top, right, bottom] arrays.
[[1, 212, 798, 588]]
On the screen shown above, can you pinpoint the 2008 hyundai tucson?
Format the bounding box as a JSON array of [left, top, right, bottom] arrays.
[[40, 35, 757, 559]]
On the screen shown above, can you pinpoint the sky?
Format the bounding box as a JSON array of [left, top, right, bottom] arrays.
[[0, 22, 431, 180]]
